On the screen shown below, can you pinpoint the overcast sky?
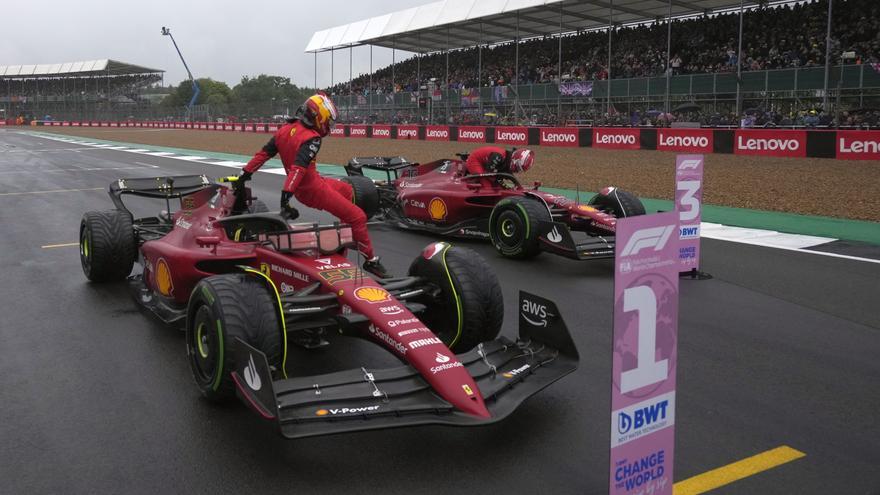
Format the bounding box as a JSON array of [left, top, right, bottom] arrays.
[[1, 0, 421, 89]]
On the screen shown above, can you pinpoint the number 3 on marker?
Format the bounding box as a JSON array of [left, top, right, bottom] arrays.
[[677, 180, 700, 222], [620, 285, 668, 393]]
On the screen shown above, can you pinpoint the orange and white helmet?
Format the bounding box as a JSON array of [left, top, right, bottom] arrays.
[[508, 148, 534, 174], [299, 92, 338, 136]]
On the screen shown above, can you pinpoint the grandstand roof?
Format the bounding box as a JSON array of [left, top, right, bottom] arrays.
[[306, 0, 767, 54], [0, 59, 163, 79]]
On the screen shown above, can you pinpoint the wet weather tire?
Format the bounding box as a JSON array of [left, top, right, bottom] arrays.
[[588, 188, 645, 218], [489, 196, 551, 259], [186, 274, 283, 402], [409, 245, 503, 352], [341, 175, 379, 219], [79, 210, 136, 282]]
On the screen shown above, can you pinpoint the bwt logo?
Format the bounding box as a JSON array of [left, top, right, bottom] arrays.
[[350, 127, 367, 136], [620, 225, 675, 256], [427, 129, 449, 138], [677, 158, 702, 170], [596, 133, 636, 145], [497, 131, 527, 142], [737, 136, 800, 151], [618, 399, 669, 434], [542, 131, 576, 143], [372, 128, 390, 137], [679, 225, 700, 239]]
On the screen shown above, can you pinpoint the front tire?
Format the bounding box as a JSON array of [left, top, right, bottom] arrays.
[[79, 210, 136, 282], [186, 274, 283, 402], [409, 244, 504, 352], [588, 188, 645, 218], [489, 196, 551, 259], [342, 175, 379, 219]]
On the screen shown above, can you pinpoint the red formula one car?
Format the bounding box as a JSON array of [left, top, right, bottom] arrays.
[[78, 174, 578, 438], [342, 155, 645, 260]]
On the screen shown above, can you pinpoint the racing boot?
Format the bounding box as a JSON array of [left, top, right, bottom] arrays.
[[363, 256, 393, 279]]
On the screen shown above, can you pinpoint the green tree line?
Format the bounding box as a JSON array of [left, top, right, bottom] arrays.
[[162, 74, 314, 118]]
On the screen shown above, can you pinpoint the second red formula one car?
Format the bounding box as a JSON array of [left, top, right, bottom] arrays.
[[342, 154, 645, 261]]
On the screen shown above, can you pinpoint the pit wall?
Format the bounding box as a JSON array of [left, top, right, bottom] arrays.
[[23, 120, 880, 160]]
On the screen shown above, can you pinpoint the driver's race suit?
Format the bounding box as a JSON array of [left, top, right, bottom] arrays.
[[465, 146, 508, 175], [243, 120, 375, 258]]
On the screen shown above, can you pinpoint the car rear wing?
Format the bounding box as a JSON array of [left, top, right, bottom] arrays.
[[345, 156, 417, 182], [108, 174, 216, 212], [231, 291, 579, 439]]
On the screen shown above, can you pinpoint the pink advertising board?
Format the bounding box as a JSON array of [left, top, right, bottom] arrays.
[[610, 211, 679, 495], [674, 155, 703, 271]]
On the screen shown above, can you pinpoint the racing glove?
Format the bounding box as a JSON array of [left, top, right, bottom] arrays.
[[280, 191, 300, 221], [233, 170, 252, 194]]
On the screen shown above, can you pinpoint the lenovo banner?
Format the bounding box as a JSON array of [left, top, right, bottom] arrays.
[[425, 125, 451, 141], [329, 126, 345, 137], [594, 128, 640, 150], [371, 125, 392, 139], [610, 211, 679, 495], [457, 126, 487, 143], [494, 126, 529, 145], [657, 129, 713, 153], [539, 127, 579, 147], [397, 125, 419, 140], [675, 155, 703, 271], [735, 129, 806, 157], [349, 125, 368, 138], [836, 130, 880, 160]]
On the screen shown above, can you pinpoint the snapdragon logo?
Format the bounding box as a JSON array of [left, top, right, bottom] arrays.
[[542, 131, 576, 143], [737, 136, 800, 151], [596, 133, 636, 145], [660, 134, 709, 148], [497, 131, 527, 142]]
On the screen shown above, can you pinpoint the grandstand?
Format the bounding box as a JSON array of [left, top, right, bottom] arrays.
[[307, 0, 880, 127], [0, 59, 164, 122]]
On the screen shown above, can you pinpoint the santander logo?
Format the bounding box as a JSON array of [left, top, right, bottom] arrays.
[[542, 131, 576, 143], [595, 133, 636, 145], [659, 134, 709, 148], [497, 131, 527, 142], [427, 129, 449, 138], [350, 127, 367, 136], [737, 136, 799, 151]]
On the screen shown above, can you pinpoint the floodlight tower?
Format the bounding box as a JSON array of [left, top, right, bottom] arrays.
[[161, 26, 200, 121]]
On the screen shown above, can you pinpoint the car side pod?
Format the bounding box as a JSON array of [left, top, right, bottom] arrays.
[[537, 220, 616, 260], [230, 291, 579, 439]]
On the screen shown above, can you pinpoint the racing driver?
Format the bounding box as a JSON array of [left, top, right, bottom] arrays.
[[237, 92, 391, 278], [465, 146, 534, 176]]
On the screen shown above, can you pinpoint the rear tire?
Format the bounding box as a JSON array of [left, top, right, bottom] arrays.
[[588, 188, 645, 218], [488, 196, 551, 259], [186, 274, 283, 402], [409, 244, 503, 352], [79, 210, 136, 282], [342, 175, 379, 219]]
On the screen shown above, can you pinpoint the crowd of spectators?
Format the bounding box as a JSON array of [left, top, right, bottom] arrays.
[[328, 0, 879, 96]]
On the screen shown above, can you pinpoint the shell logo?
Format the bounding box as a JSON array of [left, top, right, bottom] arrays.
[[577, 205, 597, 213], [428, 197, 447, 221], [156, 258, 174, 296], [354, 286, 391, 303], [315, 409, 329, 416], [502, 372, 514, 379]]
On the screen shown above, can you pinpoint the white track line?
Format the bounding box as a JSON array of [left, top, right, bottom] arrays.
[[20, 130, 879, 264]]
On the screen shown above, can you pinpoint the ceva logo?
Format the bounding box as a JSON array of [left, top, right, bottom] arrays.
[[596, 133, 636, 145], [660, 133, 709, 149], [542, 131, 576, 143], [618, 399, 669, 434], [737, 136, 799, 151], [620, 225, 676, 256]]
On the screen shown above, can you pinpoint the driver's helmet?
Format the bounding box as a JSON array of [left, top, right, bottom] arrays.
[[298, 92, 338, 137], [508, 148, 534, 174]]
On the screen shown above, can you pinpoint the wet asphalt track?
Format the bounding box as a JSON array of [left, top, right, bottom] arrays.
[[1, 130, 879, 495]]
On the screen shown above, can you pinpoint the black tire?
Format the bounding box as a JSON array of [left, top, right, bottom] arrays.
[[341, 175, 379, 219], [409, 244, 504, 352], [588, 188, 646, 218], [248, 199, 269, 213], [185, 273, 283, 402], [488, 196, 551, 259], [79, 210, 136, 282]]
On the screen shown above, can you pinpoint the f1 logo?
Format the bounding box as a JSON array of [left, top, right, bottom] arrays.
[[620, 225, 676, 257], [677, 159, 702, 170]]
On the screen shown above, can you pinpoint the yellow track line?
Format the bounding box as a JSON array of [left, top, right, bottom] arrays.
[[41, 242, 79, 249], [674, 445, 806, 495], [0, 187, 103, 196]]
